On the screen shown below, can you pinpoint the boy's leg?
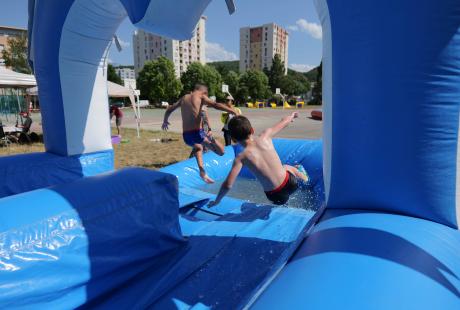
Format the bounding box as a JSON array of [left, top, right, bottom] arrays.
[[194, 143, 214, 183], [116, 118, 121, 135], [203, 132, 225, 156], [284, 165, 308, 182]]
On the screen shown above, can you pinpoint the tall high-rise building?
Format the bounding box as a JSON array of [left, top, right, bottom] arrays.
[[133, 16, 206, 77], [239, 23, 289, 74]]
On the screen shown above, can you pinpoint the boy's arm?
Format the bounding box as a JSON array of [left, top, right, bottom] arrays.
[[208, 155, 243, 207], [162, 98, 182, 130], [261, 112, 299, 138], [202, 96, 237, 115]]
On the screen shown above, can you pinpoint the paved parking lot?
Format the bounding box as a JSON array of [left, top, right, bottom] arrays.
[[122, 107, 323, 140]]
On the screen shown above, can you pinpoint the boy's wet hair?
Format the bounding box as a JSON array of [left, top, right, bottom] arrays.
[[228, 115, 252, 141], [194, 84, 208, 91]]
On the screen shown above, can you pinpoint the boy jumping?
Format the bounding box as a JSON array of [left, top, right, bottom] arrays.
[[208, 112, 308, 206], [162, 84, 237, 183]]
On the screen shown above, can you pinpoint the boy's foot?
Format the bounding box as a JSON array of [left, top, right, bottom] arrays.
[[200, 170, 215, 184], [295, 164, 310, 187]]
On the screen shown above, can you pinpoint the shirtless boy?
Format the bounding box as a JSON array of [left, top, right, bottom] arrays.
[[208, 112, 308, 206], [162, 84, 237, 183]]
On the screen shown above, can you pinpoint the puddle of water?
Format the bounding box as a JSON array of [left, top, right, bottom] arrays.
[[199, 177, 323, 210]]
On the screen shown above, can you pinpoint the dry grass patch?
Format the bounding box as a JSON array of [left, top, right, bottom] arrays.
[[0, 128, 220, 170], [0, 143, 45, 156], [113, 128, 191, 169]]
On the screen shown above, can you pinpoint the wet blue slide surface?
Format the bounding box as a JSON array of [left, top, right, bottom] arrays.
[[0, 139, 324, 309]]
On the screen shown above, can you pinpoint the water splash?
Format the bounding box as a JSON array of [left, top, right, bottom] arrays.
[[199, 178, 323, 210]]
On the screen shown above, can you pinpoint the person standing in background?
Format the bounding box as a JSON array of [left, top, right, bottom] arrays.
[[221, 95, 241, 146], [110, 105, 123, 136]]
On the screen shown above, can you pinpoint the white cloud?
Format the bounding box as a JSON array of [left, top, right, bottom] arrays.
[[206, 42, 238, 62], [118, 38, 130, 48], [289, 63, 315, 72], [288, 19, 322, 40]]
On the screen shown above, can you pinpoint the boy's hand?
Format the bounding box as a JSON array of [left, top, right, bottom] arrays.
[[290, 112, 299, 121], [208, 200, 220, 208], [161, 121, 170, 131]]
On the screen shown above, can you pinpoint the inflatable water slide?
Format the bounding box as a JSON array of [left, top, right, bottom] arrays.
[[0, 0, 459, 309]]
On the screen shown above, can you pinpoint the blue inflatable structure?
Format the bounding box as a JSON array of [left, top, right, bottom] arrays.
[[0, 0, 459, 309]]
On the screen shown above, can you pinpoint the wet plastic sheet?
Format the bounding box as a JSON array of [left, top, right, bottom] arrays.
[[82, 204, 320, 309], [161, 139, 324, 214]]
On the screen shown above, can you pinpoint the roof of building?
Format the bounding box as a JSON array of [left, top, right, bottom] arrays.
[[0, 25, 27, 32]]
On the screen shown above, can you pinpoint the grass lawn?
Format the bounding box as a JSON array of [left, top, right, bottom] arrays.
[[0, 128, 201, 169]]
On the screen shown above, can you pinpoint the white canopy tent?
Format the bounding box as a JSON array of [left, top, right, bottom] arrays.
[[27, 81, 134, 106], [0, 67, 36, 88], [107, 81, 135, 106]]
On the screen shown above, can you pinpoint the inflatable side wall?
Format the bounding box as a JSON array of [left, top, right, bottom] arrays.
[[28, 0, 212, 156], [317, 0, 460, 228], [0, 0, 216, 197]]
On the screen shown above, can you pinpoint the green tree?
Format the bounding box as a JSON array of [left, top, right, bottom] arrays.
[[223, 70, 239, 97], [208, 60, 239, 76], [107, 64, 123, 85], [311, 61, 322, 104], [2, 35, 31, 74], [267, 54, 286, 92], [181, 62, 223, 98], [281, 71, 311, 96], [137, 57, 182, 105], [237, 70, 270, 102]]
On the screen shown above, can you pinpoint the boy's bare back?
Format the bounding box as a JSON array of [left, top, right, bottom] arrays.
[[238, 134, 287, 191], [207, 112, 302, 207]]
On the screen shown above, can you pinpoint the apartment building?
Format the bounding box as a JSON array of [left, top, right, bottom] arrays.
[[114, 66, 135, 80], [240, 23, 288, 74], [133, 16, 206, 77]]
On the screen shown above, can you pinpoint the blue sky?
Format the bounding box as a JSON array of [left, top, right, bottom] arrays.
[[0, 0, 322, 72]]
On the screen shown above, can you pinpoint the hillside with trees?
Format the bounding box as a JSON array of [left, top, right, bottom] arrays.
[[208, 60, 239, 75]]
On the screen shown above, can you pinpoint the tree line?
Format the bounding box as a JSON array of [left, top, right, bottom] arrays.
[[136, 54, 318, 106]]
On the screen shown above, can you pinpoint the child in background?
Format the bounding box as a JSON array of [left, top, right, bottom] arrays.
[[209, 113, 308, 206], [221, 95, 241, 146], [162, 84, 237, 183], [110, 105, 123, 136]]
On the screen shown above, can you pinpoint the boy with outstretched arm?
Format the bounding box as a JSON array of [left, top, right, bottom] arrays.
[[162, 84, 237, 183], [208, 112, 308, 206]]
